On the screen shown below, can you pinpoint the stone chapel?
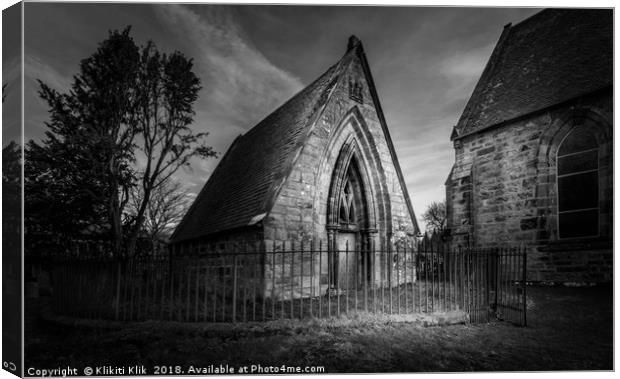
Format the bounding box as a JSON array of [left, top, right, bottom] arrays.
[[446, 9, 613, 283], [171, 36, 418, 295]]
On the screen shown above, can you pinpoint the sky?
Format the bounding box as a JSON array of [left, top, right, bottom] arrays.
[[19, 3, 542, 231]]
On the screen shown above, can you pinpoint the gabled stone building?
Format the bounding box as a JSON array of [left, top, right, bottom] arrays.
[[446, 9, 612, 283], [171, 36, 418, 297]]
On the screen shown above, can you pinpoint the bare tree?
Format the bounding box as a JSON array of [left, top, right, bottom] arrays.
[[127, 177, 192, 248], [421, 200, 447, 232], [125, 42, 216, 256]]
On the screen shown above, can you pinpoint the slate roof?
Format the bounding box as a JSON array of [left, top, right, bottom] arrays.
[[453, 8, 613, 139], [171, 46, 347, 242]]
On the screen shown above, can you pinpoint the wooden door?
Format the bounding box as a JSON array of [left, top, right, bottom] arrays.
[[336, 232, 357, 290]]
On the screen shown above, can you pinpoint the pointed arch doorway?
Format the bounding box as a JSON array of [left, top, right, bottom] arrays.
[[327, 145, 373, 291]]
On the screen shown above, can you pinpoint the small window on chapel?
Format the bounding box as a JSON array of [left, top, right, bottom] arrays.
[[557, 127, 599, 239], [348, 77, 363, 103]]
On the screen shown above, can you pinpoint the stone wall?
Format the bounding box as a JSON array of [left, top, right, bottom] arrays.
[[446, 91, 612, 283], [173, 233, 416, 301], [261, 248, 416, 300], [262, 242, 315, 300], [171, 227, 263, 256]]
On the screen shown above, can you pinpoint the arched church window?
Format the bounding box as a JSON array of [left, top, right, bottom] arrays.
[[557, 127, 599, 239]]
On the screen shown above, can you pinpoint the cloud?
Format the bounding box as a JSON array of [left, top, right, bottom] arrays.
[[3, 55, 21, 86], [437, 43, 494, 101], [154, 4, 303, 130], [151, 4, 306, 194], [171, 156, 221, 194], [391, 117, 456, 232], [23, 54, 75, 140], [439, 43, 495, 79], [3, 56, 23, 143], [25, 54, 73, 94], [385, 41, 486, 225]]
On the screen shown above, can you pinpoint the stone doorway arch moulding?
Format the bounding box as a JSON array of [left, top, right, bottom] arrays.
[[313, 106, 393, 289]]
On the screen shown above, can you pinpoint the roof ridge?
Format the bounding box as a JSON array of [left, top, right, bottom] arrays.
[[170, 134, 243, 242], [453, 20, 513, 138], [452, 8, 611, 140], [510, 8, 552, 29], [242, 60, 343, 141], [258, 44, 357, 215]]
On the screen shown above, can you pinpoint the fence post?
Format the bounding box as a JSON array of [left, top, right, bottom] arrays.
[[115, 261, 122, 321], [354, 239, 358, 313], [442, 247, 446, 312], [300, 240, 304, 319], [485, 249, 490, 322], [380, 240, 385, 313], [272, 241, 276, 320], [336, 240, 341, 318], [458, 245, 463, 312], [243, 244, 248, 323], [261, 241, 266, 322], [430, 240, 434, 312], [129, 260, 135, 321], [396, 243, 400, 314], [186, 261, 191, 322], [493, 248, 499, 317], [195, 265, 200, 322], [415, 241, 422, 313], [310, 239, 315, 317], [372, 238, 377, 314], [388, 240, 393, 315], [319, 240, 323, 318], [281, 244, 285, 319], [345, 240, 349, 315], [160, 260, 166, 321], [404, 242, 408, 313], [232, 255, 238, 323], [169, 269, 175, 321], [364, 238, 368, 314], [290, 241, 294, 319], [522, 246, 527, 327]]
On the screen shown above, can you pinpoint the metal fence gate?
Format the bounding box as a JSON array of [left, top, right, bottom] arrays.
[[417, 235, 527, 326], [50, 240, 527, 326]]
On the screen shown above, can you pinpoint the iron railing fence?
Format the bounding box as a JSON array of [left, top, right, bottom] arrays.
[[51, 241, 527, 326]]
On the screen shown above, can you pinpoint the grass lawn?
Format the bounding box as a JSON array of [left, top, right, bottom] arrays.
[[25, 285, 612, 373]]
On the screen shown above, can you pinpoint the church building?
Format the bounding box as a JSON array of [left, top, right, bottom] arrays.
[[171, 36, 419, 297], [446, 9, 612, 283]]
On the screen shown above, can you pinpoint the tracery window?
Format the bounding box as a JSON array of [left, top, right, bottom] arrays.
[[339, 179, 356, 225], [557, 127, 599, 239]]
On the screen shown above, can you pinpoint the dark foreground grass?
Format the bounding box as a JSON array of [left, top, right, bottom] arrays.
[[25, 285, 612, 373]]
